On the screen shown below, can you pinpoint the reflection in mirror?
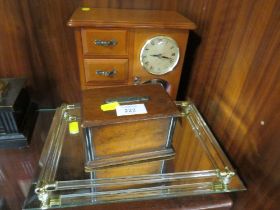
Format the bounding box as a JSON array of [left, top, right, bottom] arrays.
[[24, 102, 245, 210]]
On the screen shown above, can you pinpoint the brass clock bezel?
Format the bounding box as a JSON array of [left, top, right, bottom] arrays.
[[140, 35, 180, 75]]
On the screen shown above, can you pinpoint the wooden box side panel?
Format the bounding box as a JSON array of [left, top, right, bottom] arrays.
[[91, 118, 170, 157]]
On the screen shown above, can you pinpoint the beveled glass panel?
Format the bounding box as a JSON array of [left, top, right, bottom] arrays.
[[23, 101, 245, 209]]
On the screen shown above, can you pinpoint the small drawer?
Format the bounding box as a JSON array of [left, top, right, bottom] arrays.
[[84, 59, 128, 85], [82, 29, 128, 56]]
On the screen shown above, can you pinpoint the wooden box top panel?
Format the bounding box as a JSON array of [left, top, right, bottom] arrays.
[[81, 84, 180, 127], [68, 8, 196, 30]]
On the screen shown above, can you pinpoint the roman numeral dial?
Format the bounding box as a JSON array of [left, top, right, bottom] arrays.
[[140, 36, 180, 75]]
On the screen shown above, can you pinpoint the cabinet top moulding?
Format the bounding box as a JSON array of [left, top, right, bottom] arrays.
[[67, 8, 196, 29]]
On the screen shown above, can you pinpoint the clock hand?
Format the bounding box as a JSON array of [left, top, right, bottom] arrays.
[[161, 56, 175, 63], [150, 54, 173, 60], [149, 54, 174, 62], [150, 54, 162, 57], [161, 55, 173, 60]]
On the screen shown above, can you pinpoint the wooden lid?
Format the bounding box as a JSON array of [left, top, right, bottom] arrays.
[[81, 84, 180, 127], [68, 8, 196, 30]]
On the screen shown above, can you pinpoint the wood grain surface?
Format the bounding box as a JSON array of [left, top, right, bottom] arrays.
[[177, 0, 280, 210], [84, 58, 129, 85], [81, 29, 128, 56], [69, 8, 195, 98], [68, 8, 196, 29], [0, 1, 279, 209], [0, 1, 31, 77], [82, 84, 179, 127], [0, 0, 52, 105], [80, 0, 177, 10], [0, 0, 178, 107]]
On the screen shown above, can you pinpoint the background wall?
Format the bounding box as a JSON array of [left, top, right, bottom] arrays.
[[177, 0, 280, 209], [0, 0, 279, 209]]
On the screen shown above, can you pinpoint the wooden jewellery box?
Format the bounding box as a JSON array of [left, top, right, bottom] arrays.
[[81, 84, 180, 171]]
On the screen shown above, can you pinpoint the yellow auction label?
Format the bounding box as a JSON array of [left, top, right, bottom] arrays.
[[100, 102, 120, 111], [81, 7, 91, 11], [69, 121, 79, 134]]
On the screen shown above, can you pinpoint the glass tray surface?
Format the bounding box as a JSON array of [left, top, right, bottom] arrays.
[[23, 101, 245, 209]]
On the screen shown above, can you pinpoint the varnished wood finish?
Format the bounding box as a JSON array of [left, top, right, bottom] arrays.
[[69, 8, 195, 98], [173, 116, 213, 172], [82, 84, 179, 127], [0, 1, 180, 106], [82, 29, 128, 56], [91, 118, 170, 157], [68, 8, 196, 29], [75, 29, 88, 91], [84, 59, 128, 85], [95, 160, 163, 179], [81, 0, 178, 10], [1, 1, 278, 209], [177, 0, 280, 210], [0, 1, 31, 77], [0, 1, 53, 106], [80, 27, 130, 87], [23, 1, 81, 106], [82, 84, 179, 167]]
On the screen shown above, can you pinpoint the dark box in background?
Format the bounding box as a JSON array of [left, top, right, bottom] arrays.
[[0, 78, 37, 148]]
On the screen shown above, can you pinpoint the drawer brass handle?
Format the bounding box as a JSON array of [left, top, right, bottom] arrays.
[[94, 39, 118, 47], [96, 69, 117, 77]]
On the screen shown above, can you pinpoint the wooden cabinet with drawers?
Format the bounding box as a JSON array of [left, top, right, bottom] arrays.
[[68, 8, 196, 99]]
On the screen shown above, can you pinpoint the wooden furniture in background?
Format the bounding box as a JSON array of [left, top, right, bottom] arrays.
[[0, 78, 37, 148], [68, 8, 196, 99]]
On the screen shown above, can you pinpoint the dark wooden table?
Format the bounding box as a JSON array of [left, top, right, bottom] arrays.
[[0, 110, 233, 210]]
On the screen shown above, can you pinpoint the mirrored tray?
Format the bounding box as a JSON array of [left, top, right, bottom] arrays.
[[23, 101, 245, 209]]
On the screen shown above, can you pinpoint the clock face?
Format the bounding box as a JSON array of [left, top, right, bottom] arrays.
[[140, 36, 180, 75]]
